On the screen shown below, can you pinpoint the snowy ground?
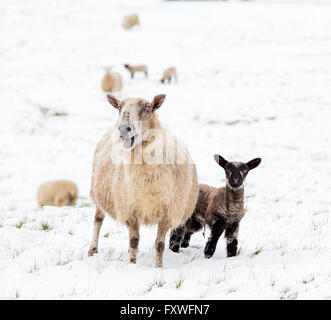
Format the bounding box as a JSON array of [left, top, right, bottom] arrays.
[[1, 0, 331, 299]]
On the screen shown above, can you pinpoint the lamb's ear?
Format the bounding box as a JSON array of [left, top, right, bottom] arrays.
[[151, 94, 166, 112], [107, 94, 121, 110], [247, 158, 261, 170], [214, 154, 228, 168]]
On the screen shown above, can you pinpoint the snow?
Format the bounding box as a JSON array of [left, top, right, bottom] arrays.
[[1, 0, 331, 299]]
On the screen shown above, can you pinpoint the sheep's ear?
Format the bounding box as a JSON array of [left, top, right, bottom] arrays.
[[214, 154, 228, 168], [247, 158, 261, 170], [151, 94, 166, 112], [107, 94, 121, 110]]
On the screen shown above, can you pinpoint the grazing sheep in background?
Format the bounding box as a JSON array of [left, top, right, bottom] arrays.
[[88, 94, 198, 267], [160, 67, 177, 84], [124, 64, 148, 78], [37, 180, 78, 207], [122, 14, 140, 30], [101, 67, 123, 93], [169, 154, 261, 259]]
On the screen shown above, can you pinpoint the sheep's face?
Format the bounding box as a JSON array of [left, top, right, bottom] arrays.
[[107, 94, 166, 150], [214, 155, 261, 189]]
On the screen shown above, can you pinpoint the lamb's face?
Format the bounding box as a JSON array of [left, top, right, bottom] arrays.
[[224, 162, 249, 189], [214, 154, 262, 190], [106, 94, 166, 150]]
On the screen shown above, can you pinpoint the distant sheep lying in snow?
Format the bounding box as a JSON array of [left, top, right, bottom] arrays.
[[37, 180, 78, 207], [124, 64, 148, 78], [160, 67, 177, 84], [169, 154, 261, 258], [122, 14, 139, 30], [88, 93, 198, 267], [101, 68, 123, 93]]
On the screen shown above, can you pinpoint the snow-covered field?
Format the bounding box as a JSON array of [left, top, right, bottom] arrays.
[[1, 0, 331, 299]]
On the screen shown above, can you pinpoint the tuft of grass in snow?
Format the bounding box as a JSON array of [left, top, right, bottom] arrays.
[[28, 259, 40, 273], [225, 120, 240, 126], [15, 221, 25, 229], [302, 274, 315, 284], [175, 275, 185, 289], [104, 232, 110, 238], [68, 230, 74, 235], [12, 248, 25, 259], [280, 287, 298, 300], [215, 276, 226, 284], [41, 222, 52, 231], [15, 291, 20, 299], [79, 202, 91, 208], [184, 253, 201, 264], [237, 247, 242, 256], [145, 280, 166, 293], [39, 106, 68, 117], [251, 245, 264, 256]]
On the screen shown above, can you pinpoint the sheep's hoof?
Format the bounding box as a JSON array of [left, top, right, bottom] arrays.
[[130, 258, 136, 264], [169, 244, 179, 253], [180, 241, 189, 248], [204, 248, 214, 259], [155, 262, 163, 268], [88, 248, 98, 257]]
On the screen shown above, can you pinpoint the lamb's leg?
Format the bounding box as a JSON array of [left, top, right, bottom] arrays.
[[181, 216, 203, 248], [204, 217, 225, 259], [155, 221, 169, 268], [225, 222, 239, 257], [88, 209, 105, 256], [131, 72, 134, 79], [169, 226, 185, 253], [181, 231, 193, 248], [128, 220, 140, 263], [145, 71, 148, 78]]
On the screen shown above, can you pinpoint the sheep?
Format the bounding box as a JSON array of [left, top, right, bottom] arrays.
[[88, 93, 198, 267], [124, 64, 148, 78], [101, 68, 123, 93], [160, 67, 177, 84], [169, 154, 261, 259], [122, 14, 140, 30], [37, 180, 78, 207]]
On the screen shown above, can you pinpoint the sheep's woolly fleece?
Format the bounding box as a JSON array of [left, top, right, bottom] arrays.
[[1, 0, 331, 299]]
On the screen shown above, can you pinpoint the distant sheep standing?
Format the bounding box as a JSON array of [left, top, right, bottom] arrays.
[[122, 14, 140, 30], [101, 68, 123, 93], [160, 67, 177, 84], [169, 154, 261, 258], [88, 94, 198, 267], [124, 64, 148, 78], [37, 180, 78, 207]]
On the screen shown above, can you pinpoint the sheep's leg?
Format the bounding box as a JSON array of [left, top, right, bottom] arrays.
[[181, 231, 193, 248], [131, 72, 134, 79], [204, 217, 225, 259], [88, 209, 105, 257], [169, 226, 185, 253], [155, 221, 169, 268], [145, 71, 148, 78], [128, 220, 140, 263], [181, 216, 203, 248], [225, 222, 239, 257]]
